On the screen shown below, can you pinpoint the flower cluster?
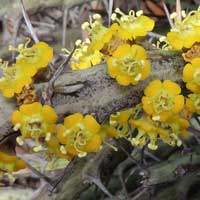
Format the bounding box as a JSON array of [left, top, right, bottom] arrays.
[[0, 41, 53, 98], [167, 7, 200, 50], [130, 115, 188, 150], [65, 8, 154, 86]]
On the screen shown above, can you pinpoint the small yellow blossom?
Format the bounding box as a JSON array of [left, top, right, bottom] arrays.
[[183, 58, 200, 93], [142, 80, 184, 121], [12, 102, 58, 146], [0, 152, 26, 174], [107, 108, 134, 138], [107, 44, 151, 86], [0, 61, 32, 98], [68, 39, 103, 70], [186, 93, 200, 114], [56, 113, 102, 157], [81, 14, 116, 52], [111, 8, 154, 40], [10, 41, 53, 74], [130, 115, 188, 150], [167, 9, 200, 50]]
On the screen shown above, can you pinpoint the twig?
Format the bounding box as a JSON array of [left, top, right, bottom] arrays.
[[144, 150, 161, 162], [108, 0, 113, 26], [176, 0, 182, 22], [162, 1, 174, 28], [62, 7, 68, 47], [46, 46, 76, 105], [19, 0, 39, 43]]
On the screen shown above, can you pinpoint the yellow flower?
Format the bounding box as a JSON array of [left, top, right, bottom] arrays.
[[108, 108, 134, 138], [130, 115, 188, 150], [111, 8, 154, 40], [107, 44, 150, 86], [10, 41, 53, 74], [167, 10, 200, 50], [186, 93, 200, 114], [69, 39, 103, 70], [0, 61, 32, 98], [56, 113, 102, 157], [12, 102, 58, 146], [81, 14, 116, 52], [0, 152, 26, 173], [183, 58, 200, 93], [142, 80, 184, 121]]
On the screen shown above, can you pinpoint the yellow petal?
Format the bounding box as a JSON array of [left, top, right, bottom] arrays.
[[116, 75, 131, 86], [141, 60, 151, 80], [85, 134, 102, 152], [11, 111, 22, 125], [107, 58, 119, 78], [191, 58, 200, 66], [20, 102, 42, 116], [144, 80, 162, 96], [142, 96, 154, 115], [131, 45, 147, 60], [186, 82, 200, 93], [113, 44, 131, 58], [183, 63, 194, 82], [42, 105, 58, 123], [186, 98, 196, 113], [172, 95, 184, 113], [118, 110, 130, 124], [64, 113, 83, 128], [159, 112, 171, 121], [57, 125, 67, 144], [163, 80, 181, 95], [84, 115, 100, 134], [2, 88, 14, 98]]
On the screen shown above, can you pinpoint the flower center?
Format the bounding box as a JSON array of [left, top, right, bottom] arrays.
[[152, 92, 174, 113], [118, 56, 141, 76]]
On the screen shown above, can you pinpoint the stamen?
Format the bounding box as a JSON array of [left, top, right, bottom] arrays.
[[134, 73, 142, 81], [170, 12, 178, 19], [93, 14, 101, 20], [13, 123, 21, 131], [111, 13, 117, 21], [60, 145, 67, 154], [16, 136, 24, 146], [75, 39, 82, 46], [152, 115, 160, 121], [104, 140, 118, 151], [33, 145, 43, 152], [45, 132, 51, 141], [136, 10, 143, 17], [81, 22, 90, 30]]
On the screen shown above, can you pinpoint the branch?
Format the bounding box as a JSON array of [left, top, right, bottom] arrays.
[[0, 50, 184, 141]]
